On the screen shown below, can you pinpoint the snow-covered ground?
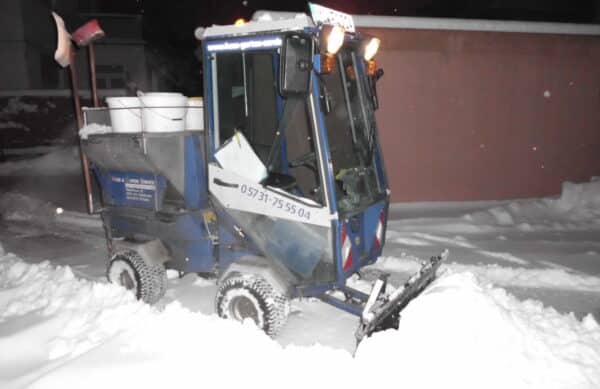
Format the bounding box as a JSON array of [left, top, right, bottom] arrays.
[[0, 147, 599, 388], [1, 247, 599, 389], [0, 146, 80, 177]]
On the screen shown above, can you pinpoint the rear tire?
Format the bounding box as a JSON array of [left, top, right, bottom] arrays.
[[215, 274, 290, 337], [107, 251, 167, 305]]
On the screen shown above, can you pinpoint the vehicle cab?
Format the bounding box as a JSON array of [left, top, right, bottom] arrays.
[[199, 8, 390, 297]]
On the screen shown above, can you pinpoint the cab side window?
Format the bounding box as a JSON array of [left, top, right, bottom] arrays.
[[215, 51, 278, 164]]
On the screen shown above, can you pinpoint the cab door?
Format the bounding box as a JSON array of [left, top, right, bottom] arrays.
[[205, 40, 337, 283]]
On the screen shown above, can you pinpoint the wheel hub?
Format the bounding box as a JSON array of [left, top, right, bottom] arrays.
[[119, 270, 135, 291], [230, 295, 259, 324]]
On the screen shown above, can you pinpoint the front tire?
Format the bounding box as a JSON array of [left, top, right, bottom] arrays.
[[215, 274, 290, 337], [107, 251, 167, 305]]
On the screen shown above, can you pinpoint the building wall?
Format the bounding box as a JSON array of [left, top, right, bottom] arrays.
[[0, 0, 151, 93], [68, 14, 151, 93], [0, 44, 28, 89], [0, 0, 58, 90], [73, 43, 151, 93], [0, 2, 28, 89], [0, 1, 24, 40], [361, 27, 600, 201]]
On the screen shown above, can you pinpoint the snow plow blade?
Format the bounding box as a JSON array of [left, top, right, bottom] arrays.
[[355, 250, 448, 343]]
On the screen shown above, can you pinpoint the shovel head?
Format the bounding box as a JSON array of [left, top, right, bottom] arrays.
[[355, 250, 448, 343], [72, 19, 105, 47]]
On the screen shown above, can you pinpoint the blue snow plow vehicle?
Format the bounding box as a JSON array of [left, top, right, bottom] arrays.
[[80, 5, 445, 342]]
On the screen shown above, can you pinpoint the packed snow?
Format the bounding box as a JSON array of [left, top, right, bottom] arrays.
[[0, 192, 101, 231], [0, 246, 599, 389], [0, 192, 58, 224], [0, 121, 29, 131], [1, 98, 38, 115], [0, 98, 37, 132], [0, 147, 80, 176]]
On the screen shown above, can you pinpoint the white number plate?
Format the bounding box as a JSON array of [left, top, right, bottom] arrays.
[[309, 3, 355, 32]]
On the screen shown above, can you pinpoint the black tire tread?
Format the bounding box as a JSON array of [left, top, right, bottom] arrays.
[[107, 250, 167, 305], [215, 274, 289, 337]]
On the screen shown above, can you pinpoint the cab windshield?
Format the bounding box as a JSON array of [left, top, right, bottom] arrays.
[[320, 48, 385, 214]]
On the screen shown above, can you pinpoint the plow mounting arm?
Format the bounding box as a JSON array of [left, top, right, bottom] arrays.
[[355, 250, 448, 343]]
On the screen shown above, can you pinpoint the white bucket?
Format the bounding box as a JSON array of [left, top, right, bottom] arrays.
[[139, 93, 188, 133], [105, 97, 141, 133], [186, 97, 204, 131]]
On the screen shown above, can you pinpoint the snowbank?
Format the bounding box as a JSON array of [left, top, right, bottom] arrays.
[[0, 192, 58, 223], [0, 192, 101, 229], [375, 255, 600, 292], [0, 121, 29, 131], [1, 247, 598, 389], [357, 271, 600, 389], [0, 98, 38, 132], [552, 178, 600, 215], [1, 98, 38, 115], [0, 147, 81, 176], [467, 178, 600, 228]]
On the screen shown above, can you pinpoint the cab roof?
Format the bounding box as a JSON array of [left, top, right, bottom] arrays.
[[198, 12, 314, 40]]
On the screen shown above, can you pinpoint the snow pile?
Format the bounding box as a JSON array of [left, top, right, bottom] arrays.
[[0, 248, 349, 389], [467, 178, 600, 228], [0, 121, 29, 131], [78, 123, 111, 140], [0, 192, 58, 223], [0, 147, 81, 176], [1, 98, 38, 115], [1, 247, 599, 389], [358, 271, 600, 389], [551, 178, 600, 218], [0, 98, 37, 132], [0, 251, 148, 360], [375, 255, 600, 292]]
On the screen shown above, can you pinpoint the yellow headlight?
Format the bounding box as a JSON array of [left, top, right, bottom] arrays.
[[364, 37, 380, 61], [326, 25, 345, 55]]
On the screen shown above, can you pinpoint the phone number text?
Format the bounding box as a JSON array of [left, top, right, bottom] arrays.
[[240, 184, 311, 221]]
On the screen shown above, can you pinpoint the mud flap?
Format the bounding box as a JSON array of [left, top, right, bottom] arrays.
[[355, 250, 448, 344]]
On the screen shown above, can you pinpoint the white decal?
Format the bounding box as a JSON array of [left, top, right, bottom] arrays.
[[209, 164, 334, 227], [124, 178, 155, 203]]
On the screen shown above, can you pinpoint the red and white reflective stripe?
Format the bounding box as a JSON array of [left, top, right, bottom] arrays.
[[341, 225, 353, 271], [373, 211, 385, 250]]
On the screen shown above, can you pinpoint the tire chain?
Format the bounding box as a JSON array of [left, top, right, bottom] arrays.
[[216, 274, 290, 337], [109, 251, 167, 305]]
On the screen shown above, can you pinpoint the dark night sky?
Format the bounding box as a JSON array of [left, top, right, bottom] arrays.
[[78, 0, 598, 93], [89, 0, 600, 47]]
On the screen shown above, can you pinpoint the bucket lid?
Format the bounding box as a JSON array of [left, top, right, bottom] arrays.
[[188, 97, 204, 107], [143, 92, 184, 97], [105, 96, 140, 108], [106, 96, 139, 102]]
